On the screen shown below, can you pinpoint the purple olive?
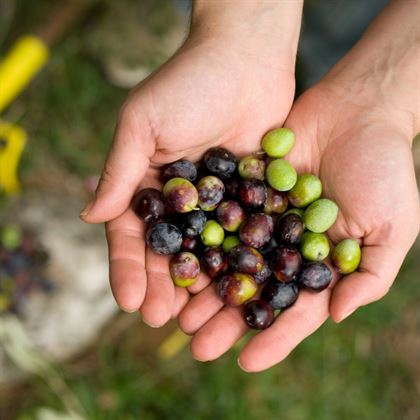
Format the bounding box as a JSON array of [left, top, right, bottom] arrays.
[[244, 300, 274, 330], [259, 237, 280, 260], [224, 178, 240, 199], [197, 176, 225, 211], [253, 262, 272, 285], [271, 246, 302, 282], [264, 187, 288, 215], [170, 252, 200, 287], [238, 179, 267, 211], [177, 210, 207, 238], [163, 178, 198, 213], [261, 279, 299, 309], [217, 272, 257, 306], [160, 159, 197, 183], [216, 201, 246, 232], [131, 188, 166, 223], [203, 147, 238, 179], [239, 213, 273, 249], [238, 155, 266, 181], [274, 213, 304, 245], [146, 222, 182, 255], [201, 247, 228, 279], [298, 262, 333, 291], [228, 245, 264, 274], [181, 236, 202, 253]]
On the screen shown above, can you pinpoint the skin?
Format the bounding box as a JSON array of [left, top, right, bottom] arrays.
[[80, 1, 419, 370], [80, 1, 303, 325], [178, 0, 419, 372]]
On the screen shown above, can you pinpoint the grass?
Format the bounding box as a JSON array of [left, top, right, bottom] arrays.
[[8, 254, 420, 420], [1, 1, 419, 419]]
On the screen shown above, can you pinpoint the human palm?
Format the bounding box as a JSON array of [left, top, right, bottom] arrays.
[[82, 38, 296, 326], [178, 83, 419, 372]]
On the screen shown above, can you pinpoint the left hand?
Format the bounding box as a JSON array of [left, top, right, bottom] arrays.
[[178, 9, 420, 369]]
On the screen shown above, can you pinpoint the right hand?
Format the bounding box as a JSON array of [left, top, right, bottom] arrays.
[[80, 1, 302, 326]]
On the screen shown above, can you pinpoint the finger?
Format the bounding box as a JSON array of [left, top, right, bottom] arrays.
[[80, 104, 155, 223], [106, 208, 146, 313], [187, 272, 212, 295], [171, 287, 190, 319], [190, 306, 248, 362], [140, 248, 175, 327], [178, 283, 224, 335], [238, 289, 331, 372], [330, 242, 408, 323], [281, 96, 320, 174]]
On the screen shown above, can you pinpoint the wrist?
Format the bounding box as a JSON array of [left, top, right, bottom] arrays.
[[189, 0, 303, 71], [323, 0, 420, 141]]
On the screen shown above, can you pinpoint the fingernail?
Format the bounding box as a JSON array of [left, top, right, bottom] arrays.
[[79, 200, 94, 217], [237, 358, 250, 372], [339, 306, 357, 322], [120, 306, 138, 314], [143, 319, 161, 328]]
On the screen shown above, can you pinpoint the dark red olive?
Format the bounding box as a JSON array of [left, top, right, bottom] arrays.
[[181, 236, 202, 253], [264, 187, 288, 214], [238, 179, 267, 211], [201, 247, 228, 279], [228, 245, 264, 274], [216, 201, 246, 232], [239, 213, 273, 249], [271, 246, 302, 282], [217, 272, 257, 306], [243, 300, 274, 330], [132, 188, 166, 223], [275, 213, 304, 245]]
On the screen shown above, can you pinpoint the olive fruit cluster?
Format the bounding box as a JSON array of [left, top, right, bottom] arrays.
[[132, 128, 361, 330]]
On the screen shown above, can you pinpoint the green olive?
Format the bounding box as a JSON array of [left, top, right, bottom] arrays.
[[222, 236, 241, 253], [201, 220, 225, 246], [300, 232, 330, 261], [261, 128, 295, 158], [332, 239, 361, 274], [266, 159, 297, 192], [288, 173, 322, 208], [303, 198, 338, 233]]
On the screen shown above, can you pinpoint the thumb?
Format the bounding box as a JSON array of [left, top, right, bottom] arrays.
[[80, 106, 154, 223], [329, 226, 417, 322]]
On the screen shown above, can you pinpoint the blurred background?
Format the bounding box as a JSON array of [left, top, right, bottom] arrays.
[[0, 1, 419, 419]]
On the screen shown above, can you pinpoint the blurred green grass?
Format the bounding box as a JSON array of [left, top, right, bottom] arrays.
[[1, 1, 419, 419], [9, 251, 420, 420]]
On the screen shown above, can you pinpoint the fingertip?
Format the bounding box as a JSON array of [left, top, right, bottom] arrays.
[[237, 358, 252, 373], [190, 336, 210, 362], [172, 287, 190, 319], [140, 271, 175, 328], [331, 306, 357, 323], [141, 293, 173, 328]]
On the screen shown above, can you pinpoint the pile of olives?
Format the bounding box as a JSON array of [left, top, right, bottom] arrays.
[[132, 128, 361, 330], [0, 224, 53, 315]]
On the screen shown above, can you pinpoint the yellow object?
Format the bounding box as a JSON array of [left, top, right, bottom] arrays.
[[0, 35, 49, 113], [0, 120, 27, 194], [158, 328, 190, 360]]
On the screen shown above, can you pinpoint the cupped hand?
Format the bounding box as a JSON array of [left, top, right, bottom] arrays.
[[178, 79, 419, 371], [80, 33, 296, 325]]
